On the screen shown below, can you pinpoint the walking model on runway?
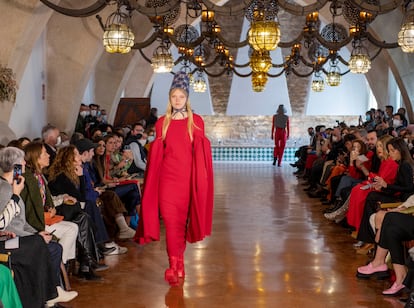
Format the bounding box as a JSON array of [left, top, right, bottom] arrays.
[[135, 71, 214, 286], [271, 104, 290, 166]]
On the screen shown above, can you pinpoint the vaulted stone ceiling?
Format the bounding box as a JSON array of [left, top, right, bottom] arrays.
[[1, 0, 414, 133]]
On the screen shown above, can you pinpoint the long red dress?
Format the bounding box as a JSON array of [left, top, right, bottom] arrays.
[[135, 114, 214, 257], [346, 158, 398, 231]]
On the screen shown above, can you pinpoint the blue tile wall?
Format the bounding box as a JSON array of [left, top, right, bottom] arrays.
[[212, 147, 298, 162]]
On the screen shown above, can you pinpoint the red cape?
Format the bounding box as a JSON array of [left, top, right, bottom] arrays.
[[135, 119, 214, 244]]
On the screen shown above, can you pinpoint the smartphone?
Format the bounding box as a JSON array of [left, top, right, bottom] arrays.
[[357, 154, 369, 162], [13, 164, 22, 184]]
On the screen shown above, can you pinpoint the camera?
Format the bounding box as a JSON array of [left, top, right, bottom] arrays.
[[13, 164, 22, 184]]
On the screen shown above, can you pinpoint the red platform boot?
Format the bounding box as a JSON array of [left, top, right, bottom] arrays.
[[165, 256, 179, 286], [177, 255, 185, 279]]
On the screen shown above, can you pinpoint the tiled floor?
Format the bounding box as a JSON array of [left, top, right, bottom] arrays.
[[69, 163, 405, 308]]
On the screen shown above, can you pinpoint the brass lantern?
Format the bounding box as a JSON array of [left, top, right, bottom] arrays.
[[348, 44, 371, 74], [193, 72, 207, 93], [151, 44, 174, 73], [251, 72, 268, 92], [250, 50, 272, 73], [248, 20, 281, 51], [398, 4, 414, 53], [326, 60, 341, 87], [103, 9, 135, 54], [311, 72, 324, 92]]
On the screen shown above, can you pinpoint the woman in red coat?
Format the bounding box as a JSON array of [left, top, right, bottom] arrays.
[[347, 135, 398, 232], [135, 71, 214, 286], [271, 104, 289, 166]]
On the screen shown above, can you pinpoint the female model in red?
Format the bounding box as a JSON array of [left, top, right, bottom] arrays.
[[135, 71, 214, 286], [271, 104, 289, 166]]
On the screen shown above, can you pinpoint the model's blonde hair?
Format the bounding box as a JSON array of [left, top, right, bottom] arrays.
[[162, 88, 198, 141]]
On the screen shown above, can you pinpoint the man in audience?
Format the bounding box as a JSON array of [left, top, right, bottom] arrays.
[[125, 123, 147, 176], [366, 130, 380, 173], [75, 103, 90, 134], [42, 124, 60, 165]]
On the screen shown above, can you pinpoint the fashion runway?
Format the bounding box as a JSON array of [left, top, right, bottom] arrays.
[[70, 163, 401, 308]]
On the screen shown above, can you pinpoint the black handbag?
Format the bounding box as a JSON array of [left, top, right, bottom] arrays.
[[56, 201, 82, 221]]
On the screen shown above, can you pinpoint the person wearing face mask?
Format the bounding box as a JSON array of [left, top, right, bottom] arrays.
[[124, 123, 147, 176], [75, 104, 90, 134], [392, 113, 407, 135]]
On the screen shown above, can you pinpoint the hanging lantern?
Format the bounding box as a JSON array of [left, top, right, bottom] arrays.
[[151, 45, 174, 73], [248, 20, 281, 51], [250, 50, 272, 73], [326, 60, 341, 86], [348, 43, 371, 74], [311, 73, 324, 92], [193, 72, 207, 93], [251, 72, 268, 92], [103, 9, 135, 54], [398, 4, 414, 53]]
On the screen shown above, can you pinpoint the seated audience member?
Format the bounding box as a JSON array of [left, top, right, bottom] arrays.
[[331, 139, 373, 204], [345, 135, 397, 231], [42, 124, 61, 166], [356, 137, 414, 246], [356, 211, 414, 295], [21, 142, 79, 265], [147, 107, 158, 128], [321, 134, 356, 207], [0, 262, 22, 308], [398, 107, 409, 127], [74, 138, 133, 249], [110, 132, 133, 178], [99, 134, 141, 227], [48, 145, 105, 280], [0, 147, 77, 307], [17, 137, 30, 149], [125, 123, 147, 175], [392, 113, 408, 135]]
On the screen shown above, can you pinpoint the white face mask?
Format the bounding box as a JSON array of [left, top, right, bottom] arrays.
[[139, 139, 147, 146], [332, 136, 338, 142], [80, 111, 89, 118], [58, 140, 70, 148], [90, 110, 97, 117], [393, 119, 402, 127], [147, 136, 155, 143], [55, 136, 62, 147]]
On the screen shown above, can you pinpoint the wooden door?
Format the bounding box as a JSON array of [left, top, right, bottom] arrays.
[[113, 98, 150, 127]]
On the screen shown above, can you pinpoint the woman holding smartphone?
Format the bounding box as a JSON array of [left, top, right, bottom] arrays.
[[0, 146, 78, 307], [357, 137, 414, 247]]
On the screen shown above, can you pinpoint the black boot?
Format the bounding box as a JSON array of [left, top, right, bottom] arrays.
[[273, 157, 277, 165]]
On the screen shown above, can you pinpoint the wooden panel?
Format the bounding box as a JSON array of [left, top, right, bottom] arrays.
[[113, 98, 150, 127]]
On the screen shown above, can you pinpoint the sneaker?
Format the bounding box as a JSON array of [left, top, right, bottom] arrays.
[[118, 227, 136, 239], [101, 246, 117, 256], [104, 241, 116, 248], [46, 286, 78, 307], [106, 244, 128, 255]]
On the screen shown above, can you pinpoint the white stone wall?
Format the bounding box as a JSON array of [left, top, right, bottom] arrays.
[[204, 115, 358, 147]]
